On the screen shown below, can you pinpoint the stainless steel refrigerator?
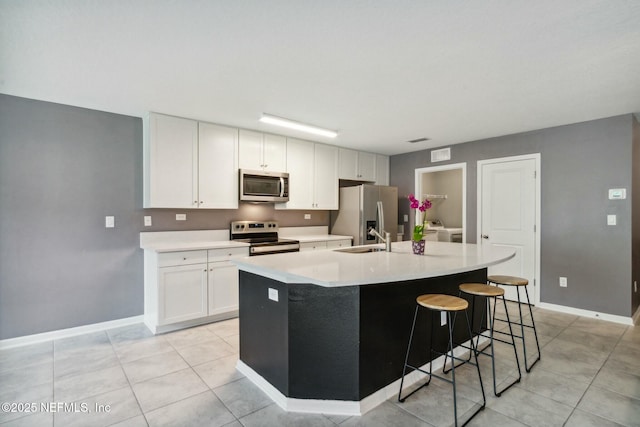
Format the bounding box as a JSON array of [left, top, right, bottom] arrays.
[[330, 185, 398, 246]]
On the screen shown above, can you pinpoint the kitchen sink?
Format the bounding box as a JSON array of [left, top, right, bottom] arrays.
[[334, 246, 386, 254]]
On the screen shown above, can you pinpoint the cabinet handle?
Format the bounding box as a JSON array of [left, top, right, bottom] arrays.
[[183, 257, 187, 260], [194, 200, 198, 204], [481, 234, 490, 239], [199, 201, 203, 204]]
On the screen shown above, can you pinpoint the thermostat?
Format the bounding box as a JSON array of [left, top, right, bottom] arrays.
[[608, 188, 626, 200]]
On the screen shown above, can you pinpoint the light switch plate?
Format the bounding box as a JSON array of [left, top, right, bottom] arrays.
[[440, 312, 446, 326], [105, 216, 115, 228], [176, 214, 186, 221], [144, 216, 152, 226], [268, 288, 279, 302], [608, 188, 626, 200], [404, 214, 409, 222], [607, 215, 617, 226], [304, 213, 311, 220]]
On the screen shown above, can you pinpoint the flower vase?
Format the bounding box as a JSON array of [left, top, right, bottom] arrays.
[[412, 239, 425, 255]]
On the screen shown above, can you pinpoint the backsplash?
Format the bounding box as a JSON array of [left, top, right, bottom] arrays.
[[140, 203, 329, 232]]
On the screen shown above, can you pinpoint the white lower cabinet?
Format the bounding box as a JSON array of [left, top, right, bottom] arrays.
[[158, 263, 208, 324], [144, 247, 248, 334], [208, 259, 240, 316]]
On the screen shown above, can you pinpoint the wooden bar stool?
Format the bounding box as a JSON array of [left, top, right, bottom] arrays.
[[398, 294, 486, 426], [488, 275, 541, 372], [446, 283, 521, 396]]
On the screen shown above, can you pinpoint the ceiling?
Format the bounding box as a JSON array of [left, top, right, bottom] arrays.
[[2, 1, 640, 155]]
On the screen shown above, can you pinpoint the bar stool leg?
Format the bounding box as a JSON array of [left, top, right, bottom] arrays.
[[491, 295, 522, 395], [398, 305, 422, 402], [464, 309, 486, 412], [522, 286, 541, 371]]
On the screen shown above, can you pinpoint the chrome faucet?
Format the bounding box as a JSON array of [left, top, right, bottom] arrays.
[[368, 228, 392, 252]]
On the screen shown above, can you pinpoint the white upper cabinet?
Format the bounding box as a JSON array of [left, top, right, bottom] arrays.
[[198, 122, 239, 209], [313, 144, 339, 209], [239, 129, 286, 172], [338, 148, 376, 182], [279, 138, 315, 209], [144, 113, 238, 209], [276, 139, 338, 210], [145, 113, 198, 208], [375, 154, 389, 185]]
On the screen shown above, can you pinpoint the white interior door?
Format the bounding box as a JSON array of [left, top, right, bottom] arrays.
[[479, 157, 537, 302]]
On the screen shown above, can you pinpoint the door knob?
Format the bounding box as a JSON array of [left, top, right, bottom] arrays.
[[481, 234, 489, 239]]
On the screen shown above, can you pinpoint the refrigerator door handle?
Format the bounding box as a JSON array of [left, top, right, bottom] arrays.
[[376, 201, 385, 236]]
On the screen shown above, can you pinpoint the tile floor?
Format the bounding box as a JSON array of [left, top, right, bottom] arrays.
[[1, 303, 639, 427]]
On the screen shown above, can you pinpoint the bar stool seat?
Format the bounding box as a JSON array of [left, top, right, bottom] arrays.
[[488, 275, 541, 372], [398, 294, 486, 426], [454, 283, 521, 396], [417, 294, 469, 311]]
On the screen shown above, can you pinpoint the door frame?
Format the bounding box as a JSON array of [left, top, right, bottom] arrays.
[[477, 153, 541, 305], [415, 162, 467, 243]]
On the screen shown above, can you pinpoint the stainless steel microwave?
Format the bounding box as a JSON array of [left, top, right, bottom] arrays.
[[239, 169, 289, 203]]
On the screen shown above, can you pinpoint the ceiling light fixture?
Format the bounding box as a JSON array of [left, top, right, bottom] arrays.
[[259, 114, 338, 138]]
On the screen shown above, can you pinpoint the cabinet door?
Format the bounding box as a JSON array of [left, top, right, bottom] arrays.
[[146, 113, 198, 208], [238, 129, 264, 170], [375, 154, 389, 185], [263, 134, 287, 172], [198, 123, 239, 209], [158, 264, 207, 325], [208, 262, 239, 316], [276, 138, 314, 209], [338, 148, 358, 180], [358, 152, 376, 182], [313, 143, 339, 209]]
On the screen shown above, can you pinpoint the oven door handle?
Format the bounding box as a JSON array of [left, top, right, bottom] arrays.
[[250, 243, 300, 255]]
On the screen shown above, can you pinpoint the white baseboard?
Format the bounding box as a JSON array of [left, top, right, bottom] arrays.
[[0, 315, 145, 350], [236, 336, 484, 416], [537, 302, 633, 326]]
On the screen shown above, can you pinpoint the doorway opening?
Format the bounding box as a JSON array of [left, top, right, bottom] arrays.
[[414, 163, 467, 243]]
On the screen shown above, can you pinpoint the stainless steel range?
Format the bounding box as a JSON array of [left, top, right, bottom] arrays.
[[230, 221, 300, 256]]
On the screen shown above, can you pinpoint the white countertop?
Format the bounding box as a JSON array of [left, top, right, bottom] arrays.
[[139, 228, 351, 252], [232, 241, 515, 287]]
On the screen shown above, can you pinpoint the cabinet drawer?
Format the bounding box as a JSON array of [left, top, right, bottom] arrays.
[[327, 239, 352, 249], [208, 247, 249, 262], [300, 241, 328, 251], [158, 250, 208, 267]]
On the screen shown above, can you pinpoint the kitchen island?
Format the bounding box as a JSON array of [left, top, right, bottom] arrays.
[[233, 241, 515, 415]]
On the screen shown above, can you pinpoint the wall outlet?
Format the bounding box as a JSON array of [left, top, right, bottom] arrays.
[[144, 216, 152, 226], [440, 312, 447, 326], [404, 214, 409, 222], [268, 288, 279, 302], [105, 216, 115, 228], [304, 213, 311, 220], [176, 214, 186, 221], [559, 277, 568, 288], [607, 214, 616, 226]]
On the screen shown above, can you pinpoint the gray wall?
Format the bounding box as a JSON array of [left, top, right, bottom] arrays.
[[390, 115, 635, 317], [0, 94, 328, 340]]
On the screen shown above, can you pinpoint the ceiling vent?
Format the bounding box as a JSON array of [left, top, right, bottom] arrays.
[[408, 137, 430, 143], [430, 147, 451, 162]]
